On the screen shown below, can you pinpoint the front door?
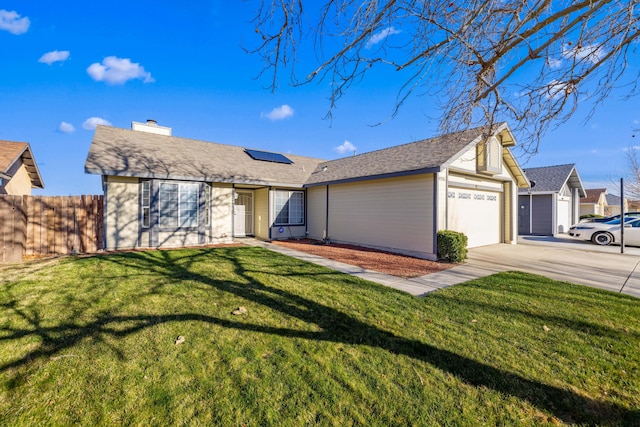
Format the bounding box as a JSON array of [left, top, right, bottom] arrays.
[[234, 192, 254, 236], [518, 196, 531, 235]]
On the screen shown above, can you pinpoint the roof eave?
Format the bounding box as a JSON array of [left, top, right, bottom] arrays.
[[85, 167, 306, 188], [570, 168, 587, 197], [503, 149, 530, 188], [304, 166, 442, 187], [23, 146, 45, 189], [5, 144, 44, 189]]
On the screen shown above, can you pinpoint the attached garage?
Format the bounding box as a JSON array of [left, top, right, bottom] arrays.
[[305, 123, 529, 259], [518, 164, 585, 236], [447, 187, 502, 248]]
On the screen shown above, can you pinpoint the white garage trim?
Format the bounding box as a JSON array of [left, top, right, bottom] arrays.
[[447, 186, 503, 248]]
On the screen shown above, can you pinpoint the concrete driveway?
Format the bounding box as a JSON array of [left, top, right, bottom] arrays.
[[452, 237, 640, 298], [519, 234, 640, 256], [247, 237, 640, 298]]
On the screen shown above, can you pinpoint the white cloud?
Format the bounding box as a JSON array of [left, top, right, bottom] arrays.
[[541, 79, 574, 100], [334, 140, 357, 155], [87, 56, 154, 84], [366, 26, 401, 49], [58, 122, 75, 133], [39, 50, 70, 65], [562, 43, 606, 64], [82, 117, 112, 130], [0, 10, 30, 35], [261, 104, 294, 121], [546, 57, 563, 69]]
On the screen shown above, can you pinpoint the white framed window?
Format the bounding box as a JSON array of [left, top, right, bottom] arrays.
[[159, 182, 199, 228], [141, 180, 150, 228], [274, 190, 304, 225]]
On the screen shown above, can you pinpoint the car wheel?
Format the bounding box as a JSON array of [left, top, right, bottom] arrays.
[[592, 232, 614, 246]]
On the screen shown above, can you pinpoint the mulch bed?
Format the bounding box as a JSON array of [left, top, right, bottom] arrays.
[[271, 239, 455, 278]]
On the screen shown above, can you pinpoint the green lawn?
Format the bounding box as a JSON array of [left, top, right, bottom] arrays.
[[0, 246, 638, 426]]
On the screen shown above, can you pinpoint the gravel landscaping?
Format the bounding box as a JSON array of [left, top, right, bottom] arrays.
[[271, 239, 455, 277]]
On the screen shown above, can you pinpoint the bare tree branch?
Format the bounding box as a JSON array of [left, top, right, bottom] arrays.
[[249, 0, 640, 152]]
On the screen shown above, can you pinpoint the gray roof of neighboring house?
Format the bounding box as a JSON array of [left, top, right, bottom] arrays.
[[518, 163, 585, 196], [606, 193, 622, 205], [85, 125, 325, 187], [305, 125, 500, 186]]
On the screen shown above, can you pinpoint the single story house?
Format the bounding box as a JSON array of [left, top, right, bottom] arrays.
[[518, 164, 585, 235], [84, 120, 529, 260], [0, 141, 44, 195], [604, 193, 628, 216], [579, 188, 608, 217]]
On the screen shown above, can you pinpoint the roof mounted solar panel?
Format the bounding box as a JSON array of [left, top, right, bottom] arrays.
[[245, 149, 293, 164]]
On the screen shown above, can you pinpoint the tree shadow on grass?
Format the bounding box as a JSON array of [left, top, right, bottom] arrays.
[[1, 247, 637, 425]]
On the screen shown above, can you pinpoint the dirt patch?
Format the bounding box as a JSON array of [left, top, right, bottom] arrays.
[[271, 239, 455, 278]]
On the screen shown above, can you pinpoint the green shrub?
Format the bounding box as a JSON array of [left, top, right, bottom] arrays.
[[579, 213, 604, 220], [437, 230, 468, 263]]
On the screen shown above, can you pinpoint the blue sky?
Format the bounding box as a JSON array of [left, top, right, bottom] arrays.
[[1, 1, 638, 196]]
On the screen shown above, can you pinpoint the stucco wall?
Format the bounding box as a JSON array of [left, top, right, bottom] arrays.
[[211, 183, 233, 242], [105, 176, 140, 250], [306, 186, 327, 240], [3, 163, 32, 195], [254, 187, 270, 240], [580, 204, 601, 217], [326, 174, 435, 259], [270, 225, 306, 240]]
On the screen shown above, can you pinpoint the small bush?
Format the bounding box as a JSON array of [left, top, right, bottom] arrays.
[[580, 214, 603, 220], [437, 230, 468, 263]]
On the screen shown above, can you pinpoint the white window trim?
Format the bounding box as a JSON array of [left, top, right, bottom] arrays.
[[159, 182, 200, 229], [274, 190, 304, 226], [140, 180, 150, 228]]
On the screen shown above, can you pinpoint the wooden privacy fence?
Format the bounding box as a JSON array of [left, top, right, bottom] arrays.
[[0, 195, 104, 263]]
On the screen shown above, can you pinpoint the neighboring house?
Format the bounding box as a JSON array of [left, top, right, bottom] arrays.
[[0, 141, 44, 195], [517, 164, 586, 235], [85, 120, 529, 259], [628, 199, 640, 211], [604, 193, 628, 216], [580, 188, 608, 217]]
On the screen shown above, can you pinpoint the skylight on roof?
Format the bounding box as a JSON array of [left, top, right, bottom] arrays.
[[245, 149, 293, 164]]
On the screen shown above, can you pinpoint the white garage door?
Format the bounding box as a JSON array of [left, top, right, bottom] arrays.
[[447, 188, 502, 248]]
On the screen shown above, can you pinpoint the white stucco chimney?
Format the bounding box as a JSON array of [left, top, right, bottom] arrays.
[[131, 119, 172, 136]]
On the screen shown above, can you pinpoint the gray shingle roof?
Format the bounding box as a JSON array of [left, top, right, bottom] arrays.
[[85, 126, 325, 187], [305, 126, 492, 186], [518, 164, 584, 195], [85, 122, 528, 189], [606, 193, 622, 205]]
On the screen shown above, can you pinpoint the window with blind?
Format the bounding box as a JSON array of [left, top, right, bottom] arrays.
[[159, 182, 199, 228], [274, 190, 304, 225]]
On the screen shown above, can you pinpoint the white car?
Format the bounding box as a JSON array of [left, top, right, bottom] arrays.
[[569, 217, 640, 246]]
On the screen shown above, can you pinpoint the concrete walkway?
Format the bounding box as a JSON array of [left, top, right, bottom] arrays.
[[242, 239, 640, 298]]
